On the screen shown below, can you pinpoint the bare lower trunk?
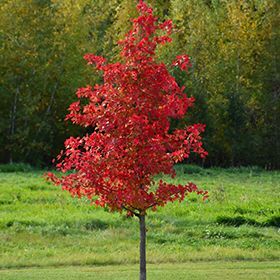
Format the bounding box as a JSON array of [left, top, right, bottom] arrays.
[[9, 87, 19, 163], [139, 214, 146, 280]]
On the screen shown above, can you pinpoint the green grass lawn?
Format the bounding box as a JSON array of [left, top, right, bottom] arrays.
[[1, 262, 279, 280], [0, 165, 279, 279]]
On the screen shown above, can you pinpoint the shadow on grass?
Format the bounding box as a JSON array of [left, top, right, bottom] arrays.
[[216, 215, 280, 227]]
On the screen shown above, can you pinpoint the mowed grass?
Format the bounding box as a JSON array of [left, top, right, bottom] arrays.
[[0, 165, 279, 277], [1, 262, 279, 280]]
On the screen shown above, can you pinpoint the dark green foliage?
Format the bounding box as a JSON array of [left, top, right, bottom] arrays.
[[0, 0, 279, 168], [0, 163, 33, 172], [174, 164, 205, 174]]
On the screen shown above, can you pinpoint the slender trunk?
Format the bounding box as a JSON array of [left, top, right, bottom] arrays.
[[232, 49, 240, 166], [9, 87, 19, 163], [25, 78, 60, 160], [139, 214, 146, 280], [46, 80, 59, 116], [236, 49, 240, 95]]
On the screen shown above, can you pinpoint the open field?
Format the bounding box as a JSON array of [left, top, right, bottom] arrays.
[[1, 262, 279, 280], [0, 165, 279, 278]]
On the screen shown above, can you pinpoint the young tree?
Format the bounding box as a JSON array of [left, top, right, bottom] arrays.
[[48, 1, 207, 279]]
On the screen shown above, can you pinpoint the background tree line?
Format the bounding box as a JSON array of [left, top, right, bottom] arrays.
[[0, 0, 279, 168]]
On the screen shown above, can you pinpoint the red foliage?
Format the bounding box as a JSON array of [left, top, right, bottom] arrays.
[[47, 0, 208, 216]]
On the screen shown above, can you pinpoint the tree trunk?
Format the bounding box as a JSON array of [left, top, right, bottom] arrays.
[[139, 214, 146, 280], [9, 87, 19, 163]]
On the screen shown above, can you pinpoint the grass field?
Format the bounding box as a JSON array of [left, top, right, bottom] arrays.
[[1, 262, 279, 280], [0, 165, 279, 279]]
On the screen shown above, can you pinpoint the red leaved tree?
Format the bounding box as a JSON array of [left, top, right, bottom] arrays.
[[48, 1, 207, 279]]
